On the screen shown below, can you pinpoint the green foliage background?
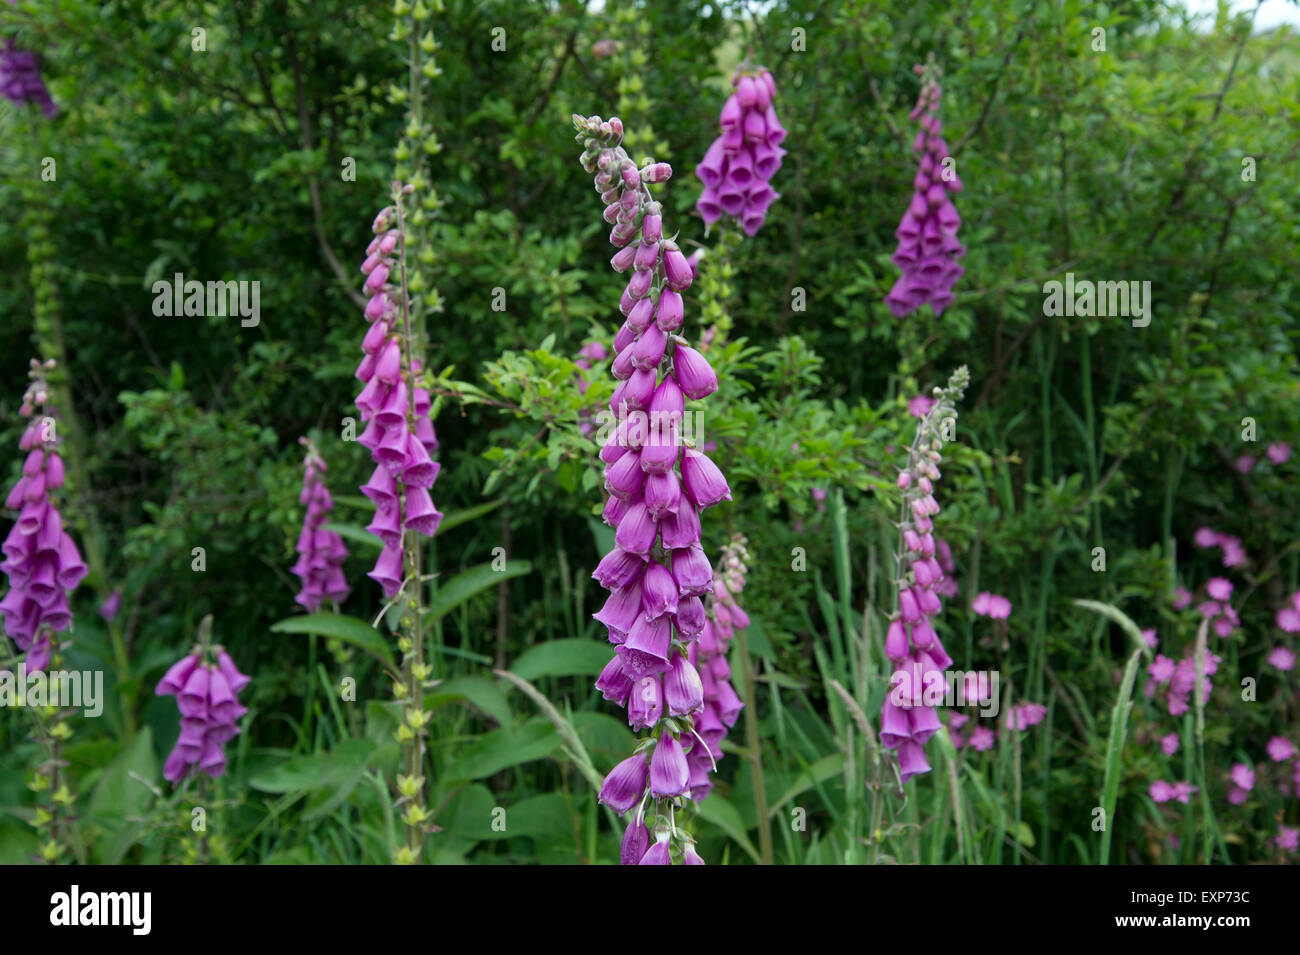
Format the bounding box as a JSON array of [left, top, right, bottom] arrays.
[[1, 0, 1297, 864]]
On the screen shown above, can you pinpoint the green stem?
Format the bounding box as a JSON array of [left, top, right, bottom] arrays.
[[735, 623, 773, 865]]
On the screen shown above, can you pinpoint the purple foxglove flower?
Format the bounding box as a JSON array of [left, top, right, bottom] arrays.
[[596, 655, 634, 705], [719, 95, 741, 131], [178, 666, 211, 720], [650, 731, 690, 797], [623, 367, 657, 411], [404, 485, 443, 537], [628, 675, 664, 729], [675, 595, 706, 637], [632, 323, 667, 369], [605, 450, 647, 501], [217, 650, 251, 694], [98, 588, 122, 622], [696, 188, 723, 225], [639, 839, 672, 865], [610, 245, 637, 272], [728, 147, 755, 187], [672, 344, 718, 400], [896, 741, 931, 781], [157, 653, 202, 696], [716, 178, 745, 216], [593, 546, 648, 592], [626, 267, 653, 300], [659, 499, 700, 549], [736, 74, 758, 109], [656, 288, 684, 332], [599, 753, 649, 813], [620, 817, 650, 865], [633, 240, 660, 272], [643, 470, 682, 519], [595, 575, 645, 631], [614, 501, 658, 555], [367, 543, 405, 598], [695, 138, 727, 190], [576, 115, 735, 860], [626, 297, 656, 331], [640, 561, 679, 620], [661, 244, 693, 292], [639, 421, 681, 475], [671, 544, 714, 597], [618, 615, 673, 676], [681, 448, 731, 509], [887, 69, 964, 317], [663, 653, 704, 716]]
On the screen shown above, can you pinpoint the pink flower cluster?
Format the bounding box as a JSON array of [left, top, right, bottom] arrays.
[[1149, 780, 1197, 804], [971, 591, 1011, 619], [575, 114, 726, 865], [290, 440, 349, 611], [155, 648, 249, 783], [1233, 442, 1291, 473], [1192, 576, 1241, 638], [885, 66, 964, 318], [694, 65, 785, 235], [1192, 526, 1246, 568], [1, 360, 86, 673], [356, 200, 443, 598], [1276, 591, 1300, 634], [950, 701, 1044, 752], [1145, 649, 1219, 717]]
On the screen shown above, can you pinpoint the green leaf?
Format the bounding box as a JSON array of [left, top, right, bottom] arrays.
[[428, 560, 533, 622], [270, 613, 394, 666], [436, 498, 507, 535], [424, 675, 513, 727], [440, 718, 560, 782], [1098, 648, 1143, 865], [587, 517, 615, 558], [766, 753, 846, 819], [508, 638, 610, 681], [87, 728, 158, 864], [1072, 599, 1153, 659], [696, 793, 762, 863], [477, 793, 575, 842]]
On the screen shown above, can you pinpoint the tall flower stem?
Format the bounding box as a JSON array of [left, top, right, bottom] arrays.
[[23, 119, 134, 736], [734, 623, 772, 864], [394, 184, 430, 864]]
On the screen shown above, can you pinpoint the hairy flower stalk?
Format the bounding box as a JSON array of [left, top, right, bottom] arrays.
[[694, 63, 785, 235], [879, 366, 969, 782], [1, 358, 86, 861], [575, 113, 728, 865], [155, 616, 250, 784], [291, 438, 350, 611], [356, 184, 443, 864], [885, 60, 965, 318], [694, 535, 749, 799]]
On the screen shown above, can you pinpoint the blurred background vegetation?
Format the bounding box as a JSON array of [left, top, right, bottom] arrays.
[[1, 0, 1297, 864]]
